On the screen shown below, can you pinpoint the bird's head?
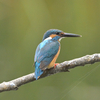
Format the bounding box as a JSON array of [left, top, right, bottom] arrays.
[[42, 29, 81, 41]]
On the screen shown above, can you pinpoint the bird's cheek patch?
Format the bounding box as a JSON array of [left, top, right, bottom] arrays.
[[50, 34, 57, 38]]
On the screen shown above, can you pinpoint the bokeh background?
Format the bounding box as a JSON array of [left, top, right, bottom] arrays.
[[0, 0, 100, 100]]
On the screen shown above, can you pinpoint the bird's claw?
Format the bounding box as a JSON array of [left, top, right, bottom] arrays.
[[54, 63, 59, 69]]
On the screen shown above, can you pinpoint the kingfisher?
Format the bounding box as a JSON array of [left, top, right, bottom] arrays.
[[34, 29, 81, 80]]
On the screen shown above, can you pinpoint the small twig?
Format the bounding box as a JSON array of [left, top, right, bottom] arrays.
[[0, 53, 100, 93]]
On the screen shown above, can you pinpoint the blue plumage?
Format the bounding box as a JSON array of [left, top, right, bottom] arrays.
[[35, 62, 43, 80], [34, 38, 60, 79], [34, 29, 81, 80], [42, 29, 62, 41]]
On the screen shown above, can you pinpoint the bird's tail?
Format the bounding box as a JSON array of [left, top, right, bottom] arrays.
[[35, 62, 43, 80]]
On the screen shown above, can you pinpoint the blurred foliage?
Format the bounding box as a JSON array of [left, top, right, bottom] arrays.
[[0, 0, 100, 100]]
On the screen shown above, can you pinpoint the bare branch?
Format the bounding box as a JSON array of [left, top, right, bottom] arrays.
[[0, 53, 100, 93]]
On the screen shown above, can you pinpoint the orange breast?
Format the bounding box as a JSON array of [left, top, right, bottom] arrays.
[[47, 47, 60, 69]]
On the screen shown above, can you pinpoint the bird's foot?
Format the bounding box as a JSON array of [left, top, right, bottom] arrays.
[[54, 63, 59, 69]]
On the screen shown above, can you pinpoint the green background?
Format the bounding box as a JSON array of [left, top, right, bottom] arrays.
[[0, 0, 100, 100]]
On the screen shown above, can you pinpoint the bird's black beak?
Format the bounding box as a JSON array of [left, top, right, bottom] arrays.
[[62, 33, 82, 37]]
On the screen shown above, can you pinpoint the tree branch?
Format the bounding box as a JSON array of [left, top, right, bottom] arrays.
[[0, 53, 100, 93]]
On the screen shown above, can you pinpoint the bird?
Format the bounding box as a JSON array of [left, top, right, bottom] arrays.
[[34, 29, 81, 80]]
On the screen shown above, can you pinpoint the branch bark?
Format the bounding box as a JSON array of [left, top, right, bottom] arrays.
[[0, 53, 100, 93]]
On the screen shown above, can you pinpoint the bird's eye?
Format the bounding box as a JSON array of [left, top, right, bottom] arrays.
[[56, 32, 59, 35]]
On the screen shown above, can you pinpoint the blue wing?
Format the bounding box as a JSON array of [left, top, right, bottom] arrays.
[[34, 39, 60, 79], [35, 40, 60, 69]]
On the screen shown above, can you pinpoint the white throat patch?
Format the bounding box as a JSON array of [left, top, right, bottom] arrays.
[[59, 37, 65, 41], [44, 37, 52, 40]]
